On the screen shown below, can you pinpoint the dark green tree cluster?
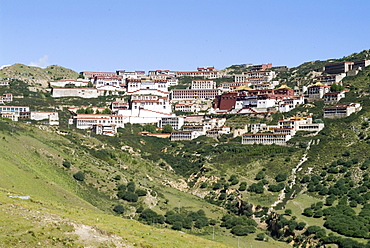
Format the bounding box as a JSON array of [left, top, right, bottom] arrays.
[[139, 209, 165, 224], [248, 182, 265, 194], [164, 209, 209, 230], [330, 83, 345, 92], [113, 204, 125, 214], [62, 160, 71, 169], [323, 204, 370, 238], [116, 181, 146, 203], [266, 215, 306, 239], [322, 235, 370, 248], [220, 214, 257, 236], [73, 171, 85, 181]]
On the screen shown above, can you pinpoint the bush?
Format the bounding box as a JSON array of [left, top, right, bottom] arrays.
[[62, 160, 71, 169], [248, 183, 264, 194], [127, 181, 136, 192], [239, 182, 247, 191], [275, 173, 288, 182], [113, 204, 124, 214], [231, 225, 255, 236], [73, 171, 85, 181], [194, 217, 209, 229], [213, 182, 222, 190], [256, 233, 265, 241], [255, 171, 265, 180], [135, 189, 147, 196], [117, 184, 126, 191], [172, 221, 183, 230], [200, 182, 208, 188], [122, 191, 138, 202]]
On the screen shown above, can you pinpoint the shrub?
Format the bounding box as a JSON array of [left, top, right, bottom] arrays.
[[239, 182, 247, 191], [200, 182, 208, 188], [127, 181, 136, 192], [231, 225, 255, 236], [117, 184, 126, 191], [122, 191, 138, 202], [113, 204, 124, 214], [73, 171, 85, 181], [62, 160, 71, 169], [275, 173, 288, 182], [256, 233, 265, 241], [172, 221, 183, 230], [213, 182, 222, 190], [194, 217, 209, 229], [135, 189, 147, 197], [255, 171, 265, 180]]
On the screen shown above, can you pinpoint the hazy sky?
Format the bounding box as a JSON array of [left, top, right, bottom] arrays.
[[1, 0, 369, 72]]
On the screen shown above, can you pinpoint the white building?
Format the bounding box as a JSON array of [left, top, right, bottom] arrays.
[[71, 114, 125, 129], [0, 106, 29, 115], [130, 95, 171, 115], [116, 70, 145, 79], [324, 103, 362, 119], [323, 91, 347, 104], [93, 76, 125, 91], [317, 74, 346, 85], [170, 131, 201, 141], [278, 116, 324, 132], [158, 116, 184, 130], [242, 133, 291, 145], [93, 124, 117, 136], [0, 93, 13, 104], [306, 83, 330, 99], [278, 96, 305, 113], [0, 80, 10, 86], [127, 79, 169, 93], [191, 80, 216, 89], [171, 89, 221, 100], [52, 88, 101, 98], [30, 111, 59, 125], [49, 79, 90, 88]]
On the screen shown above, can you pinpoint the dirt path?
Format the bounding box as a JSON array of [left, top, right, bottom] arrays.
[[269, 140, 312, 212]]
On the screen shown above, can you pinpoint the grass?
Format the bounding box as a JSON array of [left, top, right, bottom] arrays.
[[0, 189, 232, 248]]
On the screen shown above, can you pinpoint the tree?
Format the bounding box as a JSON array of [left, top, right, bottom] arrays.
[[172, 221, 183, 230], [162, 124, 173, 133], [76, 108, 86, 114], [330, 83, 344, 92], [256, 233, 265, 241], [73, 171, 85, 181], [135, 189, 147, 197], [255, 171, 265, 180], [127, 181, 136, 192], [102, 108, 111, 114], [194, 217, 209, 229], [122, 191, 138, 202], [143, 124, 156, 133], [113, 204, 124, 214], [62, 160, 71, 169], [85, 107, 94, 114], [275, 173, 288, 182], [231, 225, 255, 236], [239, 182, 247, 191]]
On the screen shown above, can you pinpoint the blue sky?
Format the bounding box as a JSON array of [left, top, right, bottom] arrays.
[[1, 0, 369, 72]]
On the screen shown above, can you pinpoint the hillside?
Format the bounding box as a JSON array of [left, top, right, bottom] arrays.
[[1, 50, 370, 248], [0, 64, 79, 88], [0, 119, 291, 248], [0, 119, 235, 248]]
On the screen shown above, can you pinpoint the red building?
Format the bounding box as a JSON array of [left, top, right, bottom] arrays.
[[214, 92, 239, 110]]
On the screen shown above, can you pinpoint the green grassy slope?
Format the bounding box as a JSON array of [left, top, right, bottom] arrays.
[[0, 120, 235, 248]]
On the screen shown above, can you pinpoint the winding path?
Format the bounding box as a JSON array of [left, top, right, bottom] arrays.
[[269, 140, 313, 212]]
